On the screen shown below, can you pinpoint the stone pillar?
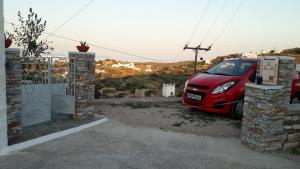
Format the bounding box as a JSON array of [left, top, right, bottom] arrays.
[[0, 0, 7, 152], [241, 56, 294, 151], [69, 52, 95, 119], [5, 48, 22, 140], [283, 104, 300, 149]]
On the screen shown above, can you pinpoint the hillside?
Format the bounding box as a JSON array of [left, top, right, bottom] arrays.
[[94, 60, 209, 98], [95, 59, 209, 80], [94, 48, 300, 99]]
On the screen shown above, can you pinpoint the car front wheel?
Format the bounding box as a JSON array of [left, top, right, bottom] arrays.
[[291, 95, 300, 104], [230, 97, 244, 119]]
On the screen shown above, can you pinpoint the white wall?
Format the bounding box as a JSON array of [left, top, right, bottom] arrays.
[[0, 0, 8, 152], [162, 83, 175, 97]]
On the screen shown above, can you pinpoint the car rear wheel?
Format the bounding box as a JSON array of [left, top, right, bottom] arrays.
[[291, 95, 300, 104], [230, 97, 244, 119]]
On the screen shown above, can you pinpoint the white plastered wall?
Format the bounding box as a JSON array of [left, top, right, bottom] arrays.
[[0, 0, 8, 152]]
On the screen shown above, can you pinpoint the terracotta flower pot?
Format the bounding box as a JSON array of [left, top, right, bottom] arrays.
[[76, 46, 90, 52], [5, 38, 12, 48]]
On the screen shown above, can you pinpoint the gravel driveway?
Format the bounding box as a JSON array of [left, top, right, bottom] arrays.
[[96, 97, 241, 138], [0, 97, 299, 169]]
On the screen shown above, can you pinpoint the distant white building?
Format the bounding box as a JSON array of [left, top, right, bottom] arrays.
[[162, 83, 175, 97], [112, 62, 139, 70], [242, 52, 258, 58], [259, 50, 270, 55], [145, 65, 152, 72], [62, 71, 69, 78], [95, 69, 106, 73], [242, 49, 283, 59], [205, 60, 211, 64]]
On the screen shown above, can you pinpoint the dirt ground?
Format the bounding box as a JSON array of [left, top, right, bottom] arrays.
[[96, 97, 241, 138]]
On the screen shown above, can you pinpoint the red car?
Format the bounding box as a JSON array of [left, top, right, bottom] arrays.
[[182, 58, 300, 119]]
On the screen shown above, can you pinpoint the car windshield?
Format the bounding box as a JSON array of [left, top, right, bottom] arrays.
[[206, 60, 256, 76]]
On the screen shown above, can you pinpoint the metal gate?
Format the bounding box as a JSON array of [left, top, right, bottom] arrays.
[[21, 57, 75, 127]]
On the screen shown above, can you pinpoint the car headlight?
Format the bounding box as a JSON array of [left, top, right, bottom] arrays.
[[184, 79, 189, 88], [211, 81, 236, 94], [184, 79, 190, 92]]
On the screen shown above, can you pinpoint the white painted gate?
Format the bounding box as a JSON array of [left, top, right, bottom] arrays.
[[21, 57, 75, 127]]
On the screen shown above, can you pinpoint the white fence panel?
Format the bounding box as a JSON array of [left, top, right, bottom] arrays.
[[51, 83, 75, 115], [21, 84, 51, 126]]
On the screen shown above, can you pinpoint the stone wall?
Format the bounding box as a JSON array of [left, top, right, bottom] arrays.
[[241, 84, 286, 151], [241, 56, 294, 151], [0, 0, 8, 152], [5, 49, 22, 139], [283, 104, 300, 149], [69, 52, 95, 119]]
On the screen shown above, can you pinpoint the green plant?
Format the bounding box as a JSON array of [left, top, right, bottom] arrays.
[[13, 8, 53, 57], [80, 41, 88, 47], [145, 90, 156, 97], [4, 31, 14, 40]]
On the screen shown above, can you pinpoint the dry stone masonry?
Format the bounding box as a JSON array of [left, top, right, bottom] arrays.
[[284, 104, 300, 149], [69, 52, 96, 119], [241, 56, 297, 151], [5, 49, 22, 140], [242, 84, 286, 150]]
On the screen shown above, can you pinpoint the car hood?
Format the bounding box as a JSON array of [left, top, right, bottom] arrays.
[[188, 73, 241, 88]]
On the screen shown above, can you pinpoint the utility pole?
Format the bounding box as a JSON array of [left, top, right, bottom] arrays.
[[183, 43, 212, 74]]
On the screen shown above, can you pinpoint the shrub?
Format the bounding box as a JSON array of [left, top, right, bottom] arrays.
[[145, 90, 156, 97]]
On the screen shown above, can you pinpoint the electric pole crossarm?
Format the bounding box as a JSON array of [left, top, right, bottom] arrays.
[[183, 44, 212, 74]]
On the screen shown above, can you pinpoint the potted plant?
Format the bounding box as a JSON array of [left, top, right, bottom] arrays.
[[4, 32, 14, 48], [77, 41, 90, 52]]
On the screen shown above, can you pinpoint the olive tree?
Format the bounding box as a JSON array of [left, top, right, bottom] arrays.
[[13, 8, 53, 57]]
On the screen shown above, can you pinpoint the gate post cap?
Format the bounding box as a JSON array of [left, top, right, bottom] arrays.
[[5, 48, 20, 54], [68, 51, 95, 56]]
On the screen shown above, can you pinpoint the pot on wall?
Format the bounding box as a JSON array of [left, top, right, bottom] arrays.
[[5, 38, 12, 48], [76, 46, 90, 52]]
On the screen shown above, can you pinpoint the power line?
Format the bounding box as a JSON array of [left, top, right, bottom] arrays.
[[173, 0, 228, 63], [212, 0, 247, 44], [174, 0, 227, 63], [187, 0, 213, 44], [5, 21, 162, 62], [200, 0, 229, 44], [171, 0, 213, 62], [43, 0, 95, 41], [44, 33, 162, 62]]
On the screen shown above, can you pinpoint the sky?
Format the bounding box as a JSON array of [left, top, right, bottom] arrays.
[[4, 0, 300, 62]]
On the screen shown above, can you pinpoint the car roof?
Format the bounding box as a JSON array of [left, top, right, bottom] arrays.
[[225, 58, 258, 62]]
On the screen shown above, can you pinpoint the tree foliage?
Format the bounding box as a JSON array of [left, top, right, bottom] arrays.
[[282, 48, 300, 55], [13, 8, 53, 57]]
